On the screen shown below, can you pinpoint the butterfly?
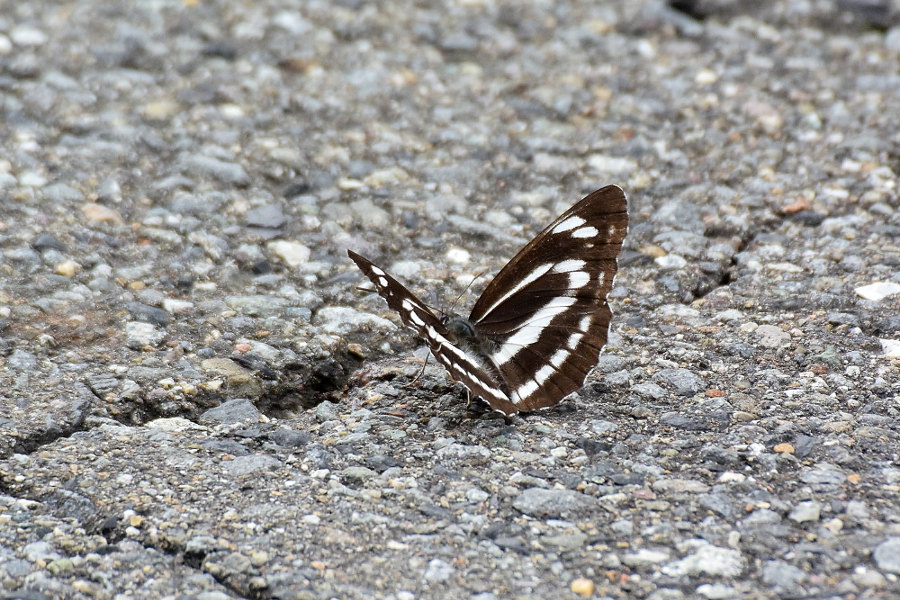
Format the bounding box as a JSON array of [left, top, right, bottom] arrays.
[[347, 185, 629, 416]]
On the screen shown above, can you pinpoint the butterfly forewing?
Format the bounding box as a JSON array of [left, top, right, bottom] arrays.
[[470, 185, 628, 324], [347, 184, 628, 415]]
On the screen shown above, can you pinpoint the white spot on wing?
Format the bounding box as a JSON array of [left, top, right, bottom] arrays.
[[533, 364, 555, 385], [550, 347, 570, 368], [572, 226, 598, 238], [426, 325, 509, 402], [568, 316, 591, 349], [477, 263, 552, 320], [377, 276, 388, 288], [515, 356, 571, 404], [552, 215, 586, 234], [427, 326, 466, 361], [514, 361, 556, 402], [371, 266, 386, 276], [550, 260, 590, 291], [568, 271, 590, 290], [552, 259, 586, 273], [515, 379, 538, 402], [491, 297, 577, 366]]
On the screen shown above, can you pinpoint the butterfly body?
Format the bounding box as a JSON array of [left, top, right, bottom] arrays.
[[443, 315, 496, 356], [348, 185, 629, 416]]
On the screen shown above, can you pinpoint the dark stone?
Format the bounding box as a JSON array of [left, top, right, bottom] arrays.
[[202, 42, 238, 60], [201, 439, 250, 456], [610, 472, 644, 485], [232, 426, 266, 439], [365, 454, 402, 473], [42, 489, 102, 527], [576, 437, 611, 457], [725, 342, 755, 358], [493, 536, 527, 552], [304, 444, 333, 470], [250, 260, 272, 274], [199, 398, 261, 425], [698, 492, 737, 520], [418, 504, 453, 519], [583, 460, 621, 482], [554, 472, 583, 489], [126, 302, 172, 326], [826, 312, 860, 327], [661, 412, 716, 431], [793, 435, 819, 458], [284, 180, 311, 197], [786, 210, 825, 226], [32, 233, 66, 252], [874, 315, 900, 334], [269, 429, 312, 448]]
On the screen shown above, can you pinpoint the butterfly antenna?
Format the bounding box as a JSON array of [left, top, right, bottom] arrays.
[[449, 269, 487, 314]]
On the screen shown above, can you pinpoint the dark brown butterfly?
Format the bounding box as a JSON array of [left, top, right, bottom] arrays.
[[349, 185, 629, 415]]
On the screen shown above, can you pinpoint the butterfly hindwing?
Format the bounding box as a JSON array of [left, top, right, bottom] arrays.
[[347, 184, 628, 415]]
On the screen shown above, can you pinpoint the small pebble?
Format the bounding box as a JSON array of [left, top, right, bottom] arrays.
[[570, 577, 594, 597], [82, 203, 125, 224], [855, 282, 900, 302], [267, 240, 311, 268], [423, 558, 454, 583], [873, 537, 900, 573], [788, 500, 822, 523]]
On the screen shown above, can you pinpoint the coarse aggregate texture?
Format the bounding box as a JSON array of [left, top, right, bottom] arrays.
[[1, 0, 900, 599]]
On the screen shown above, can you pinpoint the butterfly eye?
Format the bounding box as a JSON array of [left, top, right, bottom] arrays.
[[444, 316, 478, 344]]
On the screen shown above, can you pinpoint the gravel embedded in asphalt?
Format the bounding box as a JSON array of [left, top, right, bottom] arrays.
[[1, 1, 900, 599]]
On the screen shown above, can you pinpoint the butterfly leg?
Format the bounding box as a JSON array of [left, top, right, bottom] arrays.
[[409, 351, 430, 385]]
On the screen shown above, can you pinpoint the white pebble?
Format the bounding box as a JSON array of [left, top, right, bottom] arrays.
[[267, 240, 311, 268], [162, 298, 194, 314], [11, 25, 48, 46], [855, 281, 900, 302], [445, 247, 470, 264], [655, 253, 687, 269], [880, 339, 900, 358]]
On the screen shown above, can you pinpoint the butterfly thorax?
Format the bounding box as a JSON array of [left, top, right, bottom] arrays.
[[443, 314, 497, 356]]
